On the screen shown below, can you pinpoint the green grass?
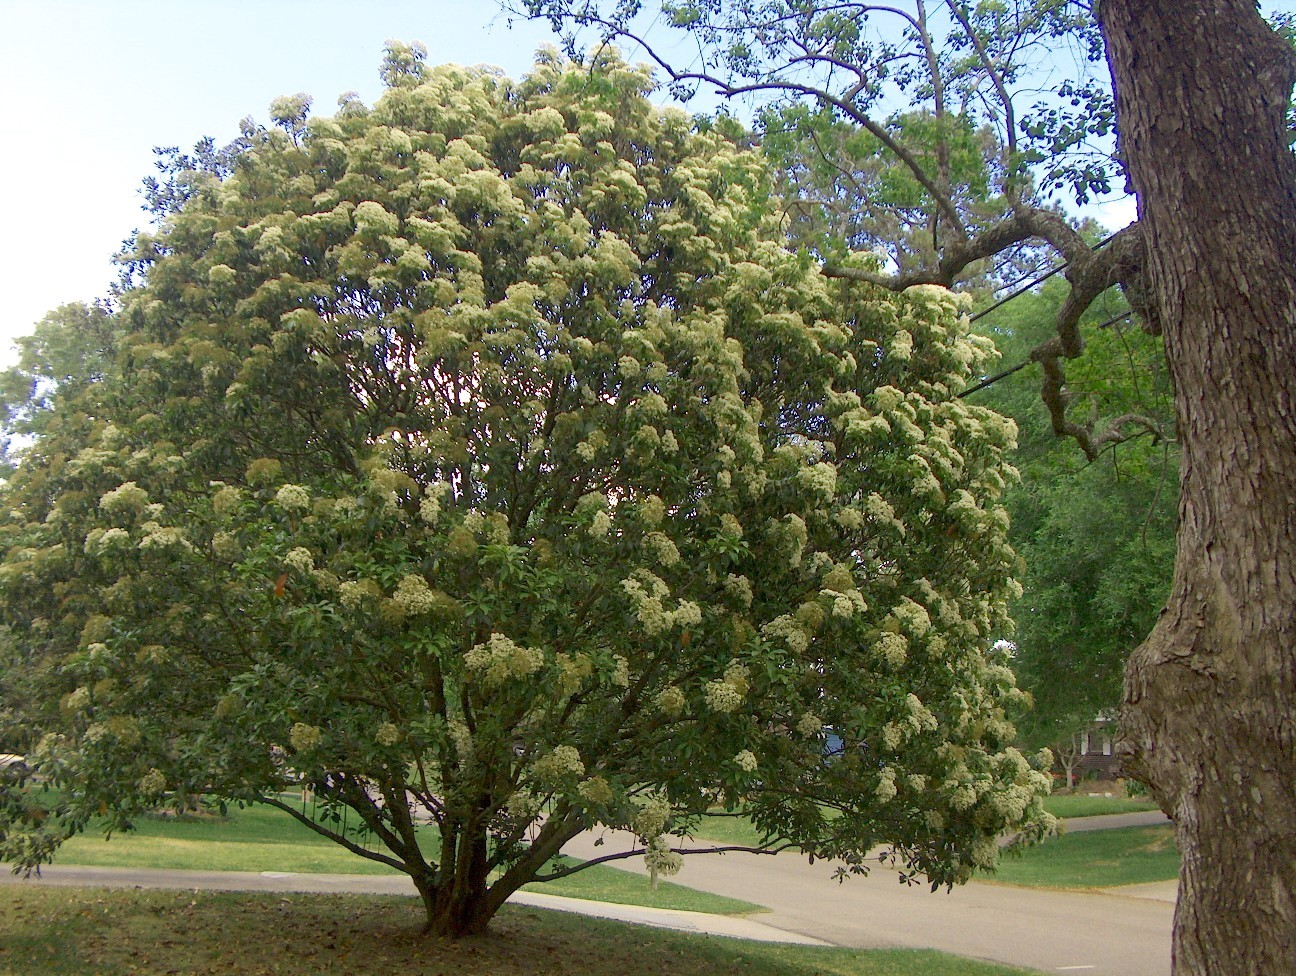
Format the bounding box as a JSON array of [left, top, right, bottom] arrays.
[[688, 810, 768, 848], [1043, 794, 1160, 818], [48, 797, 762, 915], [687, 794, 1161, 851], [993, 825, 1179, 888], [0, 885, 1042, 976], [57, 799, 417, 875]]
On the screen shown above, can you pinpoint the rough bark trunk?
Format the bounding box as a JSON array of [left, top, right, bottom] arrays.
[[426, 825, 493, 938], [1097, 2, 1296, 973]]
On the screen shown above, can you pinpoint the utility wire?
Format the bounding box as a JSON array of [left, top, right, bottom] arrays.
[[968, 230, 1120, 324], [959, 307, 1135, 398], [957, 359, 1033, 398], [959, 237, 1130, 398]]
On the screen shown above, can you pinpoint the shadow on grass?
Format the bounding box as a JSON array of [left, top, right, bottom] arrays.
[[0, 886, 1040, 976]]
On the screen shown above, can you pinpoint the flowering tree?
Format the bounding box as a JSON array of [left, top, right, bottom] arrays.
[[0, 47, 1051, 936]]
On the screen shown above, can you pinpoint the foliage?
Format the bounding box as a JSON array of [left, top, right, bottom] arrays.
[[0, 303, 122, 474], [522, 1, 1115, 212], [971, 282, 1176, 750], [758, 102, 1028, 282], [0, 48, 1050, 936], [518, 1, 1168, 460]]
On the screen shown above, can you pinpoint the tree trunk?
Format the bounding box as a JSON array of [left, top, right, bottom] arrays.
[[426, 825, 494, 938], [1097, 3, 1296, 973]]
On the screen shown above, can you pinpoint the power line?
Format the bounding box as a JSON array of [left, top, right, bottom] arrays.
[[968, 231, 1119, 324], [958, 305, 1135, 399], [957, 358, 1032, 399]]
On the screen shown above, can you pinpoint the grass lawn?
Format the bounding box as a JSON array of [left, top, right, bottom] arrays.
[[1042, 794, 1160, 818], [688, 794, 1161, 849], [49, 798, 761, 916], [992, 825, 1179, 888], [0, 886, 1041, 976]]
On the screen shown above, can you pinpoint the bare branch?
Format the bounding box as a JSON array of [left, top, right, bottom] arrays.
[[533, 839, 798, 880]]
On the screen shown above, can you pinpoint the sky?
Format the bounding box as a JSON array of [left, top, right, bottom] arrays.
[[0, 0, 1207, 370], [0, 0, 559, 365]]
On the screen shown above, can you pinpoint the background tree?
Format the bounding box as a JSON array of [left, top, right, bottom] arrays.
[[520, 0, 1159, 456], [973, 282, 1176, 759], [519, 2, 1296, 972], [0, 302, 121, 475], [0, 49, 1052, 937]]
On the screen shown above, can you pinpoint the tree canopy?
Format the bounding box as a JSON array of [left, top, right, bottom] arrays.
[[0, 48, 1051, 937], [971, 281, 1176, 752]]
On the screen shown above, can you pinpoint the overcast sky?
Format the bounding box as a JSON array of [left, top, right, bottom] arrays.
[[5, 0, 1254, 369]]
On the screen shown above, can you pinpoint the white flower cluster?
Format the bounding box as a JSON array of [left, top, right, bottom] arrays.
[[376, 722, 402, 747], [881, 722, 906, 750], [99, 482, 149, 514], [637, 495, 665, 527], [875, 632, 909, 668], [448, 720, 473, 763], [703, 661, 750, 713], [289, 722, 322, 752], [532, 744, 585, 783], [872, 385, 905, 412], [392, 575, 438, 615], [734, 749, 758, 773], [620, 571, 699, 635], [138, 525, 190, 550], [642, 531, 680, 566], [905, 693, 940, 734], [283, 547, 314, 573], [633, 792, 672, 839], [761, 614, 809, 654], [969, 835, 1000, 870], [211, 531, 240, 559], [826, 588, 866, 619], [464, 633, 545, 686], [65, 687, 91, 713], [507, 789, 541, 819], [138, 768, 167, 796], [723, 574, 752, 608], [211, 485, 242, 517], [339, 579, 381, 608], [796, 461, 838, 500], [654, 685, 686, 717], [889, 329, 914, 361], [575, 430, 607, 461], [418, 482, 451, 525], [875, 765, 898, 803], [274, 484, 311, 511], [578, 776, 614, 807], [589, 510, 612, 538], [556, 652, 593, 697], [86, 527, 132, 555], [644, 834, 683, 883], [796, 712, 822, 737]]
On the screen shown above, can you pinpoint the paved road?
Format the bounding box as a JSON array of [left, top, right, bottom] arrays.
[[560, 817, 1175, 976], [2, 812, 1175, 975]]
